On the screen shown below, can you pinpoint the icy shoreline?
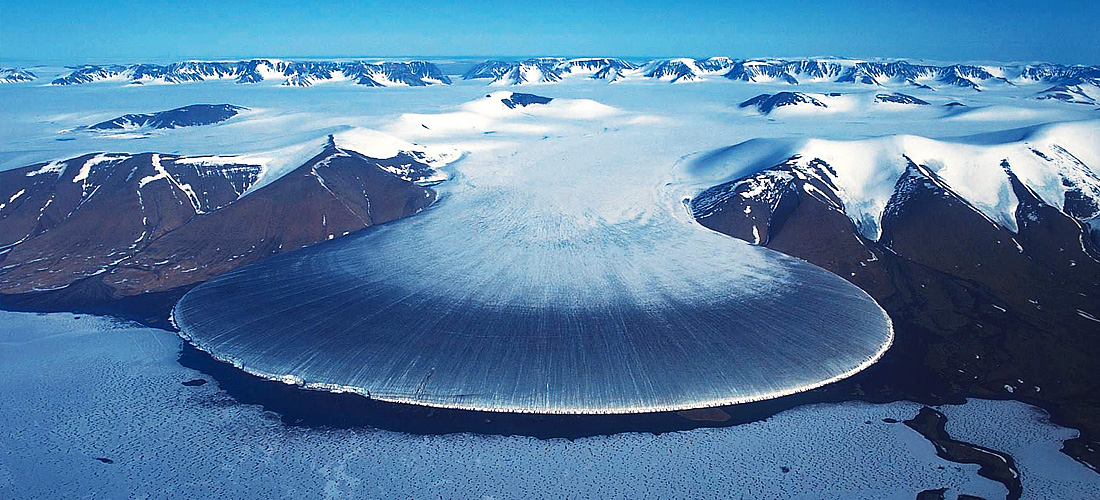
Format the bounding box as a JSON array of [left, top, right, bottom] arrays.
[[8, 312, 1100, 498], [8, 310, 1100, 498]]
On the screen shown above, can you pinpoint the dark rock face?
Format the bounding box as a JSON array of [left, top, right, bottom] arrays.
[[691, 153, 1100, 445], [51, 60, 451, 87], [500, 93, 553, 109], [0, 137, 436, 299], [88, 104, 246, 130], [1037, 85, 1097, 105], [0, 153, 263, 294], [739, 92, 827, 114], [875, 92, 930, 105]]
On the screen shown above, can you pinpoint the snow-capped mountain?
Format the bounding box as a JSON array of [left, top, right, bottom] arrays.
[[687, 122, 1100, 420], [724, 61, 801, 84], [690, 120, 1100, 243], [0, 68, 36, 83], [562, 58, 639, 81], [463, 58, 638, 84], [49, 60, 451, 87], [875, 92, 930, 105], [739, 92, 828, 114], [86, 104, 247, 131], [17, 57, 1100, 91], [1037, 85, 1097, 105], [0, 135, 451, 297], [500, 92, 553, 108], [460, 57, 1100, 90], [1019, 64, 1100, 86], [640, 57, 734, 83], [686, 122, 1100, 419]]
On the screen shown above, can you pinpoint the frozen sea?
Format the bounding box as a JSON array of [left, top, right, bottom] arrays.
[[2, 311, 1099, 498]]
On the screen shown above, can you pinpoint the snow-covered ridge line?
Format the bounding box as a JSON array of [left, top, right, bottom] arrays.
[[9, 57, 1099, 88], [687, 120, 1100, 241], [47, 60, 451, 87], [464, 57, 1100, 89], [1, 67, 36, 83]]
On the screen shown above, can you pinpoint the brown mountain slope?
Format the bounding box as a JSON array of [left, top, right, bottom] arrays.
[[693, 155, 1100, 454], [0, 136, 437, 302]]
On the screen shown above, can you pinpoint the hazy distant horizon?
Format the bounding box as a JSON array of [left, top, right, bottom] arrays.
[[3, 54, 1097, 70], [2, 0, 1099, 66]]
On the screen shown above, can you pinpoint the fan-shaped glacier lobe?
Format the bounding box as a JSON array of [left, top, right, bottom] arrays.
[[175, 187, 892, 414], [174, 95, 894, 415]]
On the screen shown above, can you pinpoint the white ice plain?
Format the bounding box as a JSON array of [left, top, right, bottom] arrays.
[[9, 311, 1100, 499]]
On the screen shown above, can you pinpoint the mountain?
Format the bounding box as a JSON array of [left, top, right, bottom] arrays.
[[499, 92, 553, 109], [876, 92, 930, 105], [0, 136, 442, 302], [638, 57, 737, 82], [0, 68, 36, 83], [641, 58, 706, 83], [739, 92, 828, 114], [31, 57, 1100, 90], [563, 58, 639, 81], [456, 57, 1100, 90], [491, 58, 563, 85], [1037, 85, 1097, 105], [724, 61, 801, 84], [462, 58, 638, 85], [87, 104, 246, 131], [687, 121, 1100, 438], [1019, 64, 1100, 87], [50, 60, 451, 87]]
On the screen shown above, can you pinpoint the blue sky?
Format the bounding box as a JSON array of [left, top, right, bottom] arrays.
[[2, 0, 1098, 64]]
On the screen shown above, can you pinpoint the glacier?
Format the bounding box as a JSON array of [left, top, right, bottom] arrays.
[[4, 57, 1097, 414], [175, 92, 895, 414]]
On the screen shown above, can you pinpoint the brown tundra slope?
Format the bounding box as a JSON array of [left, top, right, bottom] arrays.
[[0, 135, 439, 309], [691, 144, 1100, 462]]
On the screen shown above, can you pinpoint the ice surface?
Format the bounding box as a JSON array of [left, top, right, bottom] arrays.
[[174, 91, 895, 414], [939, 399, 1100, 499], [8, 310, 1077, 499]]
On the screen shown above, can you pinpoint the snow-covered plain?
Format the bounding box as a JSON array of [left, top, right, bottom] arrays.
[[3, 66, 1098, 173], [7, 310, 1100, 499]]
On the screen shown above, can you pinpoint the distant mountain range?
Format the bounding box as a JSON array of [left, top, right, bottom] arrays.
[[3, 58, 1098, 90], [462, 57, 1100, 90], [39, 60, 451, 87]]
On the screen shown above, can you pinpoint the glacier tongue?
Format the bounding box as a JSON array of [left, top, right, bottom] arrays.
[[175, 97, 895, 414]]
